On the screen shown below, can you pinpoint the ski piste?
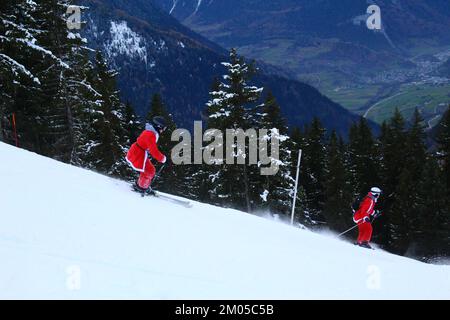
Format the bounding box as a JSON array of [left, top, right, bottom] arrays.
[[2, 142, 450, 299]]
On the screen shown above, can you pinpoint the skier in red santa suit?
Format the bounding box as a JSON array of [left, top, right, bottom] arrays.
[[353, 187, 382, 249], [126, 116, 167, 194]]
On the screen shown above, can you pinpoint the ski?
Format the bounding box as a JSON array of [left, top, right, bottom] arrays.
[[132, 185, 192, 208], [153, 191, 193, 208], [355, 243, 375, 250]]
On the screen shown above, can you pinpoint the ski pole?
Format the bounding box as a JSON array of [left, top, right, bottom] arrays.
[[338, 224, 359, 237], [150, 163, 166, 186], [338, 212, 382, 238]]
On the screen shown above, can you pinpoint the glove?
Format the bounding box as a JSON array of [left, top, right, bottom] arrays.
[[372, 210, 382, 219], [363, 216, 371, 223], [160, 155, 167, 164]]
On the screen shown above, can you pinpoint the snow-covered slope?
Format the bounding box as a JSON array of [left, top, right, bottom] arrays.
[[0, 142, 449, 299]]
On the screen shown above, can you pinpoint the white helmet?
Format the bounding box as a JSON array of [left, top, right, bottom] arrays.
[[371, 187, 382, 196]]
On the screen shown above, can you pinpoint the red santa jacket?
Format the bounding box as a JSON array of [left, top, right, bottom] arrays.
[[353, 193, 377, 223], [126, 124, 166, 172]]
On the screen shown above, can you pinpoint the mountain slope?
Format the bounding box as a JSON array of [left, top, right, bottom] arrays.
[[439, 58, 450, 78], [79, 0, 370, 135], [158, 0, 450, 48], [1, 142, 449, 299], [154, 0, 450, 126]]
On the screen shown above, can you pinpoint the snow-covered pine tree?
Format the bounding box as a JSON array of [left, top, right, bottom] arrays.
[[82, 51, 129, 178], [252, 92, 294, 217], [188, 78, 221, 203], [0, 0, 49, 149], [61, 10, 106, 167], [30, 0, 82, 160], [69, 54, 104, 168], [204, 48, 264, 212]]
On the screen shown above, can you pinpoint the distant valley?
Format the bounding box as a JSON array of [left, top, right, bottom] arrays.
[[155, 0, 450, 127]]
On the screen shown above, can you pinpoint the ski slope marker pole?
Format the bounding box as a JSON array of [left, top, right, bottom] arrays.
[[291, 149, 302, 225], [12, 113, 18, 147]]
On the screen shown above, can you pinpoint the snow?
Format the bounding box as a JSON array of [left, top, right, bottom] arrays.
[[67, 32, 87, 43], [0, 142, 449, 299], [169, 0, 179, 15], [169, 0, 204, 16], [1, 17, 69, 70], [18, 38, 70, 69], [193, 0, 203, 15], [260, 190, 269, 202], [0, 53, 40, 84], [105, 21, 147, 65]]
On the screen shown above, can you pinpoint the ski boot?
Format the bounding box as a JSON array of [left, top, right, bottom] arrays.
[[132, 180, 157, 196], [358, 241, 373, 250], [132, 182, 153, 196]]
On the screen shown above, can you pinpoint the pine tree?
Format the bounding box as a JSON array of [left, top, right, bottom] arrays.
[[64, 27, 104, 166], [414, 157, 449, 259], [0, 1, 155, 183], [406, 109, 427, 181], [380, 109, 428, 255], [378, 109, 429, 254], [434, 105, 450, 258], [146, 94, 175, 155], [32, 0, 82, 160], [188, 80, 221, 203], [69, 55, 102, 167], [145, 93, 179, 192], [301, 118, 327, 224], [0, 0, 102, 163], [323, 131, 353, 231], [0, 0, 53, 151], [437, 105, 450, 198], [378, 109, 408, 249], [400, 109, 428, 249], [388, 166, 414, 254], [82, 51, 129, 178], [348, 117, 380, 196], [380, 109, 408, 199], [123, 101, 141, 147], [203, 48, 264, 212], [253, 92, 294, 217]]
